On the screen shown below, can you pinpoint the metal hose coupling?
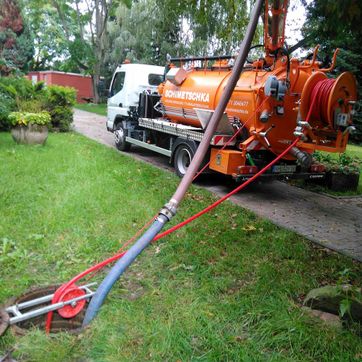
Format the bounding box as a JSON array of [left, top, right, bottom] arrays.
[[159, 199, 178, 221], [289, 146, 312, 169], [293, 120, 310, 140]]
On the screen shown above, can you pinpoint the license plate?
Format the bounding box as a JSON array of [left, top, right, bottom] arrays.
[[272, 165, 296, 173]]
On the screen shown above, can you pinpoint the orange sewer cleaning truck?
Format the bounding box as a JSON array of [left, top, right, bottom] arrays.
[[106, 0, 358, 181]]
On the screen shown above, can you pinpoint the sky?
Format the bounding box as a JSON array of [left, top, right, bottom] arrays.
[[285, 0, 312, 50]]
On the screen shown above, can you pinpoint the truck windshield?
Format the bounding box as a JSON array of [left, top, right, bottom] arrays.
[[148, 73, 163, 86]]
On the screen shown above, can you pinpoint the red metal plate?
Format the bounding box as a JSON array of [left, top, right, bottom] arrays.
[[57, 285, 86, 319]]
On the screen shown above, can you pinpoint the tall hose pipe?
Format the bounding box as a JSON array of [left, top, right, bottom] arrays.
[[82, 0, 264, 327], [170, 0, 264, 207]]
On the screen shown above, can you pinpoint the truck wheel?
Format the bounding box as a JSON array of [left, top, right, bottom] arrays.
[[174, 144, 195, 178], [114, 123, 131, 151]]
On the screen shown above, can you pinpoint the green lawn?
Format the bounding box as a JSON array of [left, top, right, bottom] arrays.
[[74, 103, 107, 116], [0, 132, 361, 361], [342, 144, 362, 159]]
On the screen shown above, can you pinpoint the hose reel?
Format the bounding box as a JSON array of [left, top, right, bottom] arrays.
[[300, 72, 357, 130]]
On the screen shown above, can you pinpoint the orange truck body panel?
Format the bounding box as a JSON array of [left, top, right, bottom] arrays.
[[209, 148, 245, 175]]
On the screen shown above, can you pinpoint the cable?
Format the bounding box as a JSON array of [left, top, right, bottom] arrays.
[[45, 95, 272, 332], [46, 134, 299, 332], [154, 137, 300, 241]]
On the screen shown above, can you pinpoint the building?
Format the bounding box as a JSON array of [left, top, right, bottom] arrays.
[[27, 71, 94, 103]]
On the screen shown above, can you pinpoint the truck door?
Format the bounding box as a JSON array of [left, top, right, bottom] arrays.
[[107, 70, 127, 130]]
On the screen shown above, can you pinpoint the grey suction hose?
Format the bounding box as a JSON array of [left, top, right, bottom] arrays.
[[170, 0, 263, 207], [82, 0, 263, 327], [83, 215, 168, 326]]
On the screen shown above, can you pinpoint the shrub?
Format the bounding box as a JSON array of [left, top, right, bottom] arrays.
[[0, 76, 44, 130], [44, 85, 76, 132], [17, 99, 45, 113], [8, 111, 51, 126], [0, 76, 36, 101], [0, 92, 16, 130], [313, 151, 361, 175], [0, 77, 76, 132]]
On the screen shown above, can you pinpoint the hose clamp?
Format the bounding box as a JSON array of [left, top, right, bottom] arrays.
[[159, 200, 178, 221]]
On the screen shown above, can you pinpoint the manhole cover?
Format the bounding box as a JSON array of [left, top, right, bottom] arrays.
[[6, 285, 87, 335]]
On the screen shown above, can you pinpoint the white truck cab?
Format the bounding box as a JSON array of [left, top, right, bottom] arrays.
[[106, 63, 164, 132], [106, 62, 224, 177]]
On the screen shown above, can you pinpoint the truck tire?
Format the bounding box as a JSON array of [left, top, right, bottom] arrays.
[[174, 143, 195, 178], [114, 123, 131, 151]]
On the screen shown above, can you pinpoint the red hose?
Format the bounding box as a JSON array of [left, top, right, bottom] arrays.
[[46, 76, 331, 333], [45, 95, 274, 332], [46, 89, 309, 332], [45, 136, 299, 333], [46, 70, 333, 333], [154, 137, 300, 241], [309, 78, 335, 127], [62, 79, 329, 325]]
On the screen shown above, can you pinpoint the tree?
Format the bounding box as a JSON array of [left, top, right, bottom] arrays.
[[0, 0, 33, 74], [22, 0, 117, 102], [107, 0, 182, 69], [184, 0, 253, 54], [21, 0, 255, 102], [107, 0, 254, 71], [23, 0, 69, 71]]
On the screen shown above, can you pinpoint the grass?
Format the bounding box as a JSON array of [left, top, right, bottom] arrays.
[[74, 103, 107, 116], [0, 132, 361, 361], [340, 144, 362, 159]]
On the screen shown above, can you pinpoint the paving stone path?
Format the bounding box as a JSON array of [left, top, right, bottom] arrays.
[[73, 109, 362, 261]]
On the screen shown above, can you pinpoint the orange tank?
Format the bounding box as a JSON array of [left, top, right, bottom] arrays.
[[159, 53, 357, 162]]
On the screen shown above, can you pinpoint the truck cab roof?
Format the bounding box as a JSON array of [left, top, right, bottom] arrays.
[[113, 63, 165, 91], [115, 63, 164, 72]]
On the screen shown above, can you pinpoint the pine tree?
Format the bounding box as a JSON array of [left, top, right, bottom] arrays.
[[0, 0, 33, 74]]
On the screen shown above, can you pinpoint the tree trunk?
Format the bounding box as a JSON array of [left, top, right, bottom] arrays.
[[92, 74, 100, 104]]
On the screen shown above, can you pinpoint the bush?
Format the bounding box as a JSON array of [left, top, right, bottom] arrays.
[[17, 99, 44, 113], [0, 76, 43, 130], [8, 111, 51, 126], [0, 76, 35, 100], [0, 77, 76, 132], [0, 92, 16, 130], [44, 85, 76, 132], [313, 151, 361, 175]]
